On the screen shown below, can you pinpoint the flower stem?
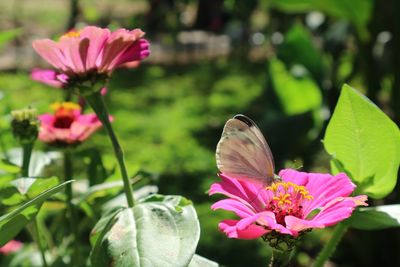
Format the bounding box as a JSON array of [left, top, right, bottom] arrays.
[[269, 250, 274, 267], [33, 220, 49, 267], [21, 143, 33, 177], [64, 149, 80, 266], [85, 91, 135, 207], [313, 223, 348, 267], [21, 144, 48, 267]]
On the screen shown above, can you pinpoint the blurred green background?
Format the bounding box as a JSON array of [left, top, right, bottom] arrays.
[[0, 0, 399, 266]]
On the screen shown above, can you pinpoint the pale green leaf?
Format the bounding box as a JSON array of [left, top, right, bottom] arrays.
[[324, 84, 400, 198], [90, 195, 200, 267]]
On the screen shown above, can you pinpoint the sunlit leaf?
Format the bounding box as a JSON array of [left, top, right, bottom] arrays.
[[90, 195, 200, 267], [324, 84, 400, 198], [0, 159, 20, 175], [270, 58, 322, 115], [347, 205, 400, 230]]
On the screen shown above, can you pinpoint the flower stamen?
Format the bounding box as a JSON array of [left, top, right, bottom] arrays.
[[265, 181, 313, 225]]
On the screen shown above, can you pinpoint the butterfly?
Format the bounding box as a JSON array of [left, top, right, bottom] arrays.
[[216, 114, 278, 186]]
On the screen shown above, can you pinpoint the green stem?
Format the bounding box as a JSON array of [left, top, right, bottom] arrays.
[[313, 223, 348, 267], [85, 91, 135, 207], [22, 143, 48, 267], [64, 149, 80, 266], [21, 143, 33, 177], [33, 220, 49, 267], [269, 250, 274, 267]]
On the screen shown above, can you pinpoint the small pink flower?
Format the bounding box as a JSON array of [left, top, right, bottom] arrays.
[[209, 169, 367, 240], [38, 102, 106, 146], [32, 26, 150, 79], [0, 240, 23, 255]]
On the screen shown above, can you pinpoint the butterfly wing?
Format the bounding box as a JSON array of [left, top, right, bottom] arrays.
[[216, 114, 275, 185]]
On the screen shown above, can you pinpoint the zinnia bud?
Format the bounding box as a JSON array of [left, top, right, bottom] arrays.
[[11, 108, 40, 145]]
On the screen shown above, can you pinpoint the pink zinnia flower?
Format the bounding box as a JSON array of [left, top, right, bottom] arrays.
[[209, 169, 367, 242], [32, 26, 150, 80], [38, 102, 105, 146], [0, 240, 23, 255]]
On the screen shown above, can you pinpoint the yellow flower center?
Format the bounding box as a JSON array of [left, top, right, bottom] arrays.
[[50, 102, 81, 129], [265, 181, 313, 225], [51, 102, 81, 112]]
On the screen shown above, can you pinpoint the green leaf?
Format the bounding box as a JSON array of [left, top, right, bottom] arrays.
[[25, 177, 59, 199], [0, 159, 20, 175], [347, 205, 400, 230], [278, 23, 325, 82], [0, 180, 73, 246], [267, 0, 373, 39], [1, 177, 59, 206], [0, 206, 38, 248], [324, 84, 400, 198], [188, 254, 219, 267], [90, 195, 200, 267], [270, 58, 322, 115]]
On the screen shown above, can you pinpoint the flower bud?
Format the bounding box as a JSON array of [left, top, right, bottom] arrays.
[[11, 108, 40, 145]]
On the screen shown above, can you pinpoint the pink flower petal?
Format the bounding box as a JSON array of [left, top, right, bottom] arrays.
[[79, 26, 110, 71], [32, 39, 68, 71], [113, 39, 150, 67], [278, 169, 309, 186], [59, 35, 92, 75], [0, 240, 23, 255], [211, 199, 256, 218], [38, 114, 55, 125], [218, 219, 269, 239], [209, 174, 269, 212], [284, 215, 325, 233], [280, 169, 356, 217], [31, 68, 64, 88], [310, 195, 368, 225]]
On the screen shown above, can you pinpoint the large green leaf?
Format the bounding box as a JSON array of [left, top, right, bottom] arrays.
[[346, 205, 400, 230], [90, 194, 200, 267], [324, 84, 400, 198], [278, 23, 325, 82], [267, 0, 373, 39], [0, 180, 73, 246], [270, 58, 322, 115]]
